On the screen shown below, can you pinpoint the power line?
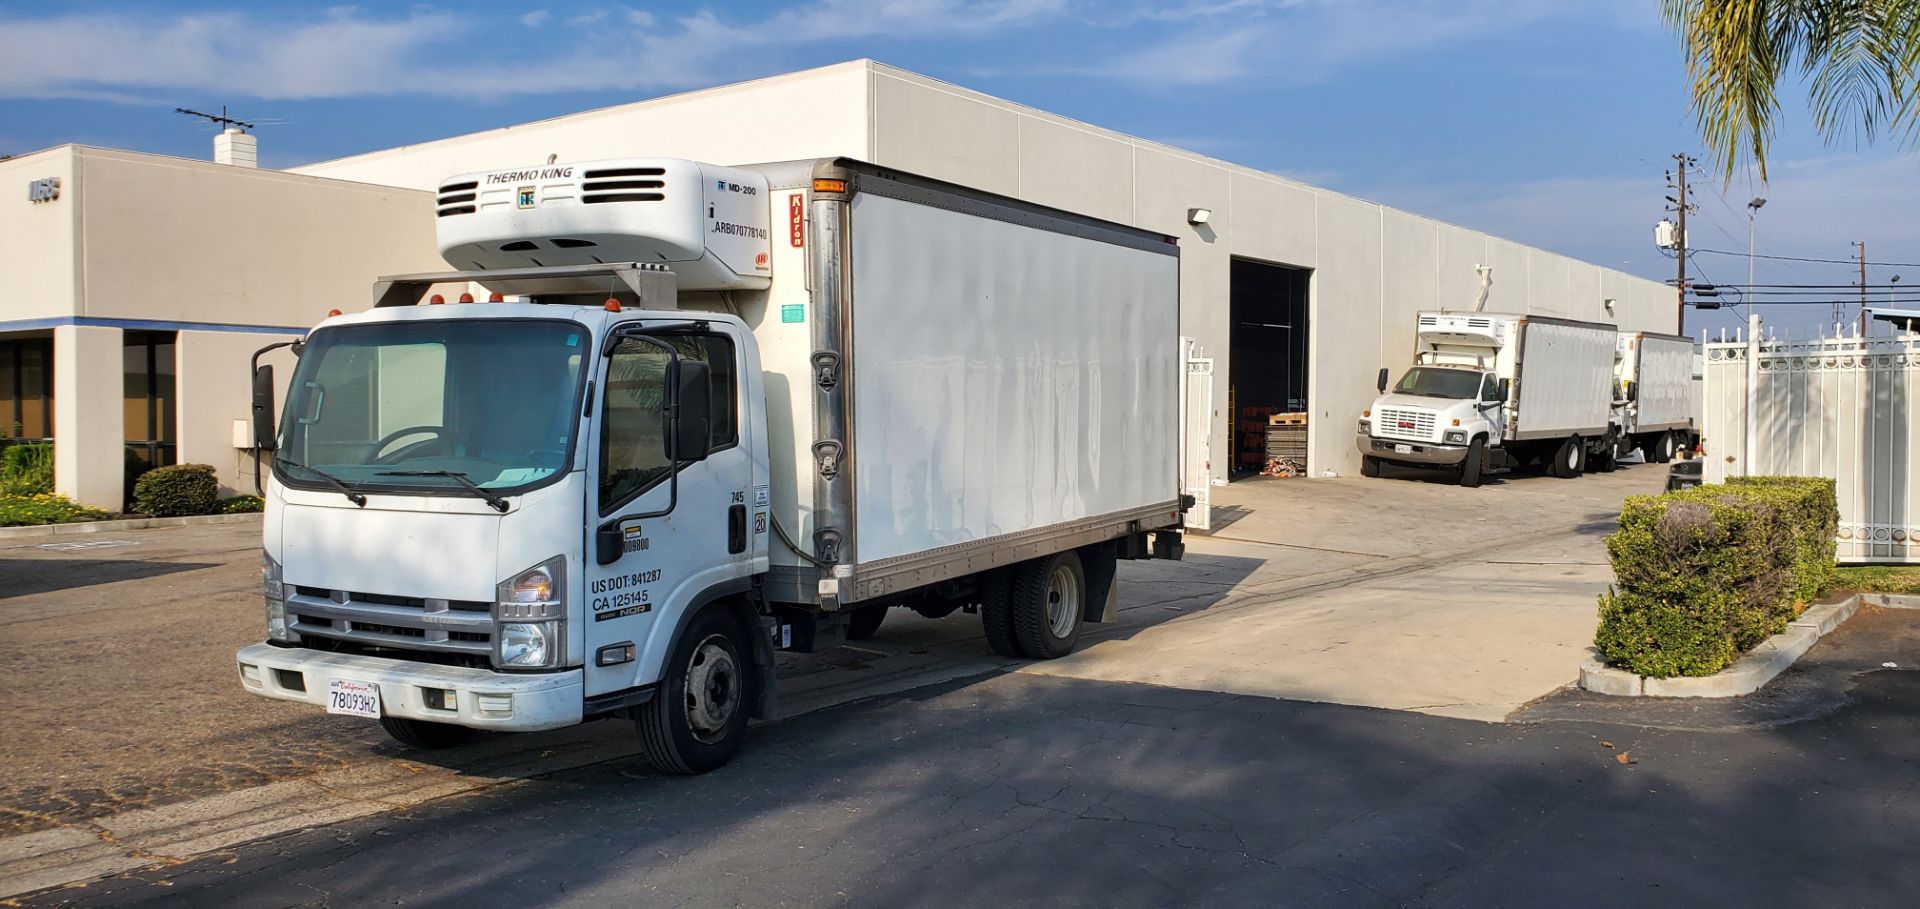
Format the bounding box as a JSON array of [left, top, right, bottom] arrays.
[[1692, 246, 1920, 268]]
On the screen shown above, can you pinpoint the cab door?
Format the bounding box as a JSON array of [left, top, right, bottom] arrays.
[[582, 325, 755, 699]]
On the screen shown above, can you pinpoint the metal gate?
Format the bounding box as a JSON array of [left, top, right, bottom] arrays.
[[1703, 316, 1919, 563]]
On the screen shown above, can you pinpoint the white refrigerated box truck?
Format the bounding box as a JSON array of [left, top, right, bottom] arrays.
[[1612, 330, 1696, 463], [1357, 311, 1618, 487], [235, 158, 1190, 773]]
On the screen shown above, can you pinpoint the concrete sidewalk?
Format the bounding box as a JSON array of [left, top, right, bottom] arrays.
[[1021, 465, 1663, 721]]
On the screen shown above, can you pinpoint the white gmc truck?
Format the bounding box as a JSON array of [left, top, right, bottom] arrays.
[[1358, 311, 1618, 486], [236, 157, 1190, 773]]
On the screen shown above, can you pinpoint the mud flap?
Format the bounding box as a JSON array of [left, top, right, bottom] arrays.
[[1081, 542, 1120, 624]]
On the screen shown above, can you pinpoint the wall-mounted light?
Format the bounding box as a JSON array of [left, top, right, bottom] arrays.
[[1187, 207, 1211, 225], [1604, 297, 1618, 315]]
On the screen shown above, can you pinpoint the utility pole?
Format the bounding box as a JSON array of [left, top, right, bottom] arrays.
[[1667, 154, 1696, 333], [1855, 241, 1868, 337]]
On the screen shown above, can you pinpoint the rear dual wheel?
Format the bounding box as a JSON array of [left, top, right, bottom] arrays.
[[981, 550, 1086, 660]]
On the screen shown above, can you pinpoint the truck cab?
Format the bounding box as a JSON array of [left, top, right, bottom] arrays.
[[1357, 313, 1512, 487]]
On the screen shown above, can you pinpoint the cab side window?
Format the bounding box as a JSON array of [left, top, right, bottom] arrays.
[[598, 333, 738, 513], [1480, 374, 1502, 403]]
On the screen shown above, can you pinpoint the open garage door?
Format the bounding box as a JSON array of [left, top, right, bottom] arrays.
[[1229, 258, 1312, 478]]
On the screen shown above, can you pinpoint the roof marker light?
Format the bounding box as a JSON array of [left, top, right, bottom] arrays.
[[603, 298, 622, 312], [327, 309, 342, 317], [488, 292, 504, 302], [429, 294, 446, 305], [458, 292, 475, 303]]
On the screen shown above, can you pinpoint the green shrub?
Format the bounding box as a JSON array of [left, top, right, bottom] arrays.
[[216, 495, 265, 514], [132, 463, 219, 517], [1595, 477, 1838, 678], [0, 443, 53, 495], [0, 493, 108, 527]]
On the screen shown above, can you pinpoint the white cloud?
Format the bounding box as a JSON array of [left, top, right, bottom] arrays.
[[0, 1, 1073, 101]]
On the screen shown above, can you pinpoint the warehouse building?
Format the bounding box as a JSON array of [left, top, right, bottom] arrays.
[[3, 60, 1672, 508], [291, 60, 1675, 484], [0, 146, 442, 507]]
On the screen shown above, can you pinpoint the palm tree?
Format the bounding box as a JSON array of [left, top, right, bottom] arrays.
[[1664, 0, 1920, 177]]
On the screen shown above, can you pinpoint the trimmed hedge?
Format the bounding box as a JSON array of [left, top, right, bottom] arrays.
[[216, 495, 265, 514], [1595, 476, 1838, 678], [0, 443, 53, 495], [0, 493, 107, 527], [133, 463, 219, 517]]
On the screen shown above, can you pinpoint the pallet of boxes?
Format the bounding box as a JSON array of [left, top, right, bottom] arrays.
[[1264, 413, 1307, 477]]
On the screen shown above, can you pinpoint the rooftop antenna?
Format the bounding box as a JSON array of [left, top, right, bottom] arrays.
[[175, 105, 263, 167], [174, 105, 256, 132]]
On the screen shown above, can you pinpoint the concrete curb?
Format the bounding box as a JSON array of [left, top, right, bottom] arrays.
[[1578, 594, 1865, 699], [0, 512, 260, 540]]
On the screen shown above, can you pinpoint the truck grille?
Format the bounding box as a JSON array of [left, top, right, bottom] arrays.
[[1375, 407, 1438, 442], [286, 586, 494, 660]]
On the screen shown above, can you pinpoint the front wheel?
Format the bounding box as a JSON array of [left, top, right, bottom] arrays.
[[635, 605, 754, 774], [379, 716, 478, 749], [1011, 551, 1086, 659], [1459, 438, 1485, 488]]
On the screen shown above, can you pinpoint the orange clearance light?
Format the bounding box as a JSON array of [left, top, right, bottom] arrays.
[[428, 294, 446, 305], [327, 308, 342, 317], [458, 292, 475, 303], [1451, 418, 1461, 426], [488, 292, 504, 303], [1362, 410, 1371, 418], [812, 178, 847, 194], [603, 298, 622, 312]]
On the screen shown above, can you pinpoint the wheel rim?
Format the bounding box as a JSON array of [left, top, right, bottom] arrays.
[[683, 634, 740, 745], [1044, 563, 1081, 638], [1566, 444, 1577, 471]]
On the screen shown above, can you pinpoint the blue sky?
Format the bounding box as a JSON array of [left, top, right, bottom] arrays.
[[1, 0, 1914, 337]]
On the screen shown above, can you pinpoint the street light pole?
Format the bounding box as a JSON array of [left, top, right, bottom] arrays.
[[1746, 197, 1766, 306]]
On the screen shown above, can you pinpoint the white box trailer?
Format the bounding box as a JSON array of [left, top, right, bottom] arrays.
[[236, 157, 1189, 772], [1358, 311, 1618, 486], [1613, 331, 1695, 462]]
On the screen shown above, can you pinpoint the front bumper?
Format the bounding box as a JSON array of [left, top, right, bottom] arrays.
[[236, 643, 584, 732], [1356, 434, 1469, 467]]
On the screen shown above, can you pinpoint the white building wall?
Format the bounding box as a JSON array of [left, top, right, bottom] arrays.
[[292, 60, 1674, 480]]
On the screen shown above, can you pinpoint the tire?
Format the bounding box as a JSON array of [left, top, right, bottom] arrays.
[[1592, 436, 1619, 473], [635, 605, 753, 774], [846, 605, 887, 641], [1010, 551, 1086, 660], [980, 568, 1023, 657], [1551, 436, 1583, 479], [1361, 456, 1382, 478], [379, 716, 478, 749], [1459, 437, 1485, 488], [1651, 431, 1676, 464]]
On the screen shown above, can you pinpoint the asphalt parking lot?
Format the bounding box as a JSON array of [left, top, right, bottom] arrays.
[[4, 455, 1793, 902]]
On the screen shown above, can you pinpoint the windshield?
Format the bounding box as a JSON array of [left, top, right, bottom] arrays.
[[277, 319, 588, 494], [1392, 367, 1485, 400]]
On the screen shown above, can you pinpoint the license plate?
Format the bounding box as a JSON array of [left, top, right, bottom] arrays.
[[326, 678, 381, 718], [1394, 444, 1413, 454]]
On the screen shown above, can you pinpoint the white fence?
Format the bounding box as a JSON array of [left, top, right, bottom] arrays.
[[1703, 317, 1919, 564]]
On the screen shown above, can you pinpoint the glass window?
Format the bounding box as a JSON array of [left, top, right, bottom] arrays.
[[1481, 374, 1503, 403], [278, 320, 587, 494], [598, 334, 737, 512], [1392, 367, 1484, 400], [3, 340, 54, 440]]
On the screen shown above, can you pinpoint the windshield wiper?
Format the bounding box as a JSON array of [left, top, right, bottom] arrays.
[[377, 470, 510, 513], [276, 458, 367, 507]]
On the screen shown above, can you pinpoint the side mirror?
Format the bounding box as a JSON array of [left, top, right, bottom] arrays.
[[1498, 378, 1512, 402], [1376, 368, 1389, 393], [251, 366, 278, 450], [596, 524, 625, 566], [671, 360, 712, 462]]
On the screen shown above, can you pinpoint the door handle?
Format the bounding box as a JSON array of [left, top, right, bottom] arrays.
[[727, 504, 747, 555]]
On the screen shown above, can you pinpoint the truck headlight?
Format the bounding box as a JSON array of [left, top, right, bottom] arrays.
[[495, 557, 567, 669], [263, 553, 296, 643], [1444, 430, 1468, 444], [1357, 419, 1370, 433]]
